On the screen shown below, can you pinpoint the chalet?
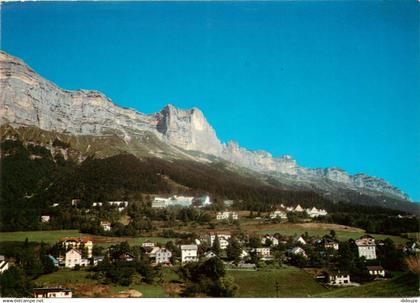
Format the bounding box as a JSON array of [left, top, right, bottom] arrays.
[[33, 287, 72, 298], [261, 235, 279, 246], [367, 265, 385, 278], [355, 236, 377, 260], [60, 237, 93, 258], [294, 204, 304, 212], [41, 215, 51, 223], [146, 246, 160, 258], [293, 235, 306, 245], [328, 271, 351, 286], [181, 245, 198, 263], [305, 207, 328, 218], [216, 211, 238, 220], [155, 248, 172, 264], [100, 221, 112, 231], [269, 210, 287, 220], [0, 256, 9, 274], [207, 233, 231, 250], [322, 238, 339, 250], [288, 247, 307, 258], [254, 247, 271, 258], [65, 249, 82, 268], [142, 240, 156, 248]]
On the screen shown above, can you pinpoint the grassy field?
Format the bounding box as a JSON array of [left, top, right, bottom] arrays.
[[228, 265, 327, 297], [316, 272, 419, 298], [34, 268, 174, 297], [0, 230, 175, 247], [34, 268, 94, 285]]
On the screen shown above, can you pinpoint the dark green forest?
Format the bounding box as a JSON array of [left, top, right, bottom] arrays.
[[0, 139, 418, 235]]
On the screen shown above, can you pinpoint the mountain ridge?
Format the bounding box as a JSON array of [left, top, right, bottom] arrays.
[[0, 50, 412, 204]]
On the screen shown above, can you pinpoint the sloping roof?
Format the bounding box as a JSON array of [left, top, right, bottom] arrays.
[[66, 249, 82, 256]]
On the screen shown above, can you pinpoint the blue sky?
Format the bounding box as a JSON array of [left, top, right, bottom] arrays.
[[2, 1, 419, 201]]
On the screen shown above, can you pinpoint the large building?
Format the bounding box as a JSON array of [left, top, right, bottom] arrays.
[[216, 211, 238, 220], [152, 195, 194, 208], [60, 237, 93, 258], [269, 210, 287, 219], [33, 288, 72, 298], [355, 236, 377, 260], [155, 248, 172, 264], [181, 245, 198, 263], [207, 233, 231, 250]]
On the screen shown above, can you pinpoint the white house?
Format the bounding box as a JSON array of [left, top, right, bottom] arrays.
[[0, 256, 9, 274], [152, 197, 170, 208], [254, 247, 271, 258], [52, 203, 60, 207], [261, 235, 279, 246], [41, 215, 51, 223], [142, 240, 155, 248], [288, 247, 307, 258], [155, 248, 172, 264], [367, 265, 385, 277], [100, 221, 112, 231], [181, 245, 198, 263], [269, 210, 287, 220], [293, 235, 306, 245], [305, 207, 328, 218], [355, 236, 377, 260], [65, 249, 82, 268], [328, 272, 351, 286], [60, 237, 93, 258], [33, 288, 72, 298], [294, 204, 304, 212], [207, 233, 231, 250], [216, 211, 238, 220]]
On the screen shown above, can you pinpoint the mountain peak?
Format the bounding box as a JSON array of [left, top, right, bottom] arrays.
[[0, 50, 412, 203]]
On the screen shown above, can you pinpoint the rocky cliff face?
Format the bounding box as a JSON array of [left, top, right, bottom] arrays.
[[0, 51, 411, 202]]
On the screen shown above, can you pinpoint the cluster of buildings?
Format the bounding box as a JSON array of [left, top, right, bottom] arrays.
[[270, 204, 328, 219], [151, 195, 211, 208], [216, 211, 239, 220]]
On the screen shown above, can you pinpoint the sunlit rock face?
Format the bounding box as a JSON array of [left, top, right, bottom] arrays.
[[0, 51, 411, 202]]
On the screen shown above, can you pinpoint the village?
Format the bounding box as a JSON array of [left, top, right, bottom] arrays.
[[1, 194, 417, 298]]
